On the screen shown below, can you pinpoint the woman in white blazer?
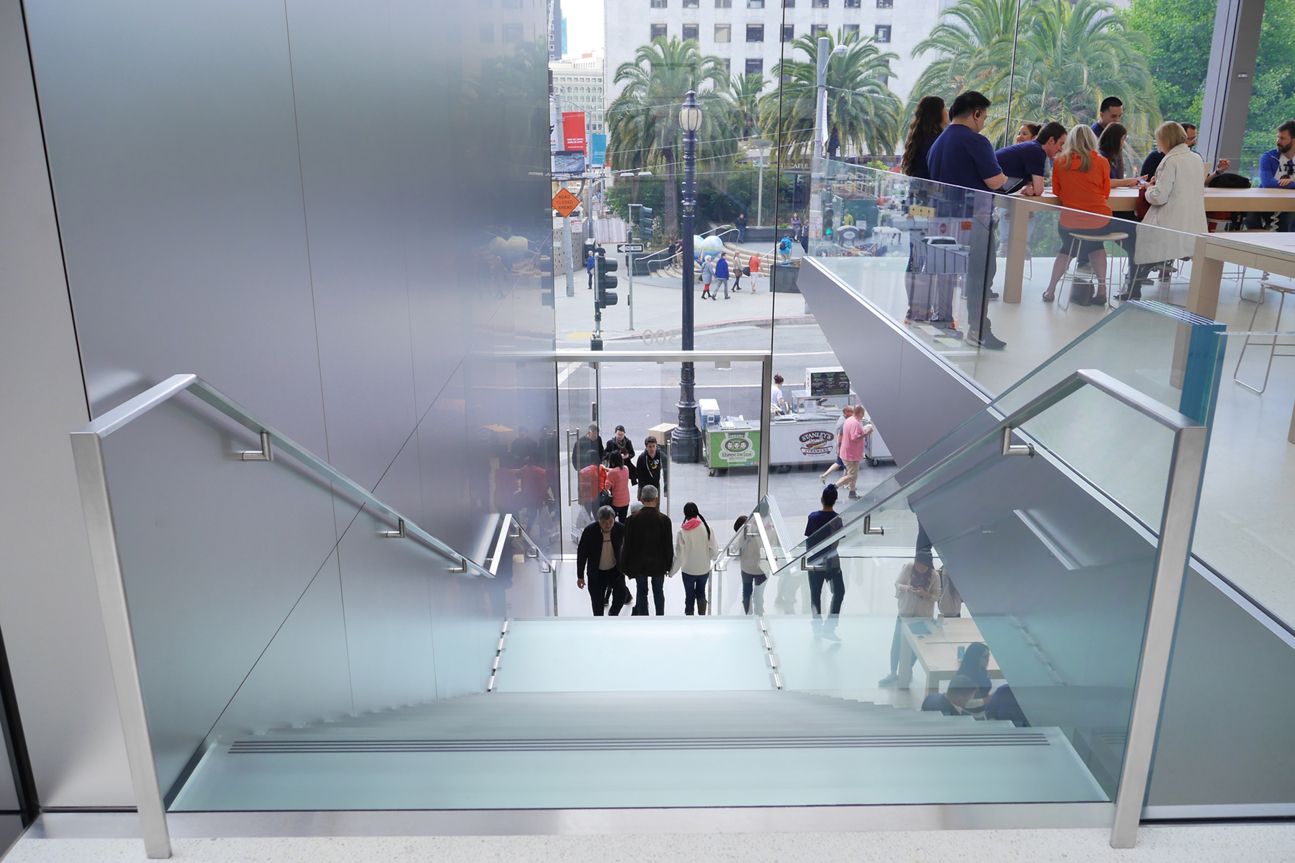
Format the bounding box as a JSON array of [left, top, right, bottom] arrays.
[[1127, 122, 1207, 299]]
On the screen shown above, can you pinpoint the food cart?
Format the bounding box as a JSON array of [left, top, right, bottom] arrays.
[[699, 399, 761, 476]]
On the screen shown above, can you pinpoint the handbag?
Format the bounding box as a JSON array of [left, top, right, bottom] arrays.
[[1134, 186, 1151, 220]]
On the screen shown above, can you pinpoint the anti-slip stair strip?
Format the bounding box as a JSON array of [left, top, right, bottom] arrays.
[[228, 732, 1050, 754]]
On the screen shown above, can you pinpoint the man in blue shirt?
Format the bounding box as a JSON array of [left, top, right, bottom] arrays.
[[1247, 120, 1295, 231], [927, 91, 1010, 350], [1091, 96, 1123, 137], [995, 121, 1066, 196]]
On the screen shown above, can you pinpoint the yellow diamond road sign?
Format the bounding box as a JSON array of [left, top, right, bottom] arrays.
[[552, 188, 581, 217]]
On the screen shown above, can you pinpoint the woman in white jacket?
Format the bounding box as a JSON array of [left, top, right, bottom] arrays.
[[673, 501, 719, 615], [1127, 122, 1207, 299]]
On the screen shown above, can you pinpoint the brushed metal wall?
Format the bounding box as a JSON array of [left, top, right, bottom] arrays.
[[11, 0, 555, 806]]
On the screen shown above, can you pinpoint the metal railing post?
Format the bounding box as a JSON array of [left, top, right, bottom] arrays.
[[758, 355, 772, 503], [1110, 424, 1209, 848], [70, 434, 172, 859]]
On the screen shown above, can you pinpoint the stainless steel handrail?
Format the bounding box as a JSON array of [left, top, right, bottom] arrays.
[[72, 373, 493, 581]]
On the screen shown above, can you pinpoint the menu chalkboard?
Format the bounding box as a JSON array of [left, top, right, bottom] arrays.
[[808, 369, 851, 396]]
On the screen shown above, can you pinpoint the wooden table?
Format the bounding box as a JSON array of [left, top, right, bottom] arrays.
[[1001, 188, 1295, 303], [1183, 231, 1295, 442], [898, 616, 1004, 696]]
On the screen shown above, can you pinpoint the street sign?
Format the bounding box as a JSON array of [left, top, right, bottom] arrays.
[[552, 188, 581, 217], [617, 243, 644, 253]]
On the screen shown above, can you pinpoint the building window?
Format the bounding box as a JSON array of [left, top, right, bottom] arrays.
[[813, 0, 830, 6], [843, 23, 860, 37], [747, 23, 764, 41], [716, 0, 732, 5], [874, 24, 891, 41], [650, 0, 666, 7], [682, 23, 699, 40], [651, 22, 667, 38], [714, 23, 732, 42], [845, 0, 861, 6], [781, 24, 794, 42], [783, 0, 795, 6], [745, 58, 764, 75], [502, 23, 523, 42], [747, 0, 764, 7], [684, 0, 700, 6], [810, 23, 827, 37], [874, 0, 890, 6], [721, 57, 731, 72]]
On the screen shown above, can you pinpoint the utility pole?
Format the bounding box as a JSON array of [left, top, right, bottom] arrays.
[[561, 204, 574, 298], [627, 203, 638, 331], [671, 91, 703, 464]]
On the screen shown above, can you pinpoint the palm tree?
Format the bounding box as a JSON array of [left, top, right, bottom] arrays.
[[910, 0, 1159, 146], [909, 0, 1018, 133], [1012, 0, 1159, 148], [606, 37, 732, 238], [760, 31, 905, 162], [726, 72, 766, 141]]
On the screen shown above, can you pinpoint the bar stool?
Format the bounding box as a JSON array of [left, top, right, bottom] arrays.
[[1055, 230, 1129, 310], [1233, 279, 1295, 394]]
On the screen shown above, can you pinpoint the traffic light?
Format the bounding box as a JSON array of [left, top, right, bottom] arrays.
[[595, 249, 619, 307], [638, 206, 654, 237], [824, 205, 835, 238]]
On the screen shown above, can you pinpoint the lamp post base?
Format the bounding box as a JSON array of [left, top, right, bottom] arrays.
[[670, 420, 702, 464]]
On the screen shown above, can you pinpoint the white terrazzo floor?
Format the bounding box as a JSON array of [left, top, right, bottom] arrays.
[[6, 824, 1295, 863]]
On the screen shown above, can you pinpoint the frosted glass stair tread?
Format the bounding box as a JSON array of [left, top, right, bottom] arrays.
[[176, 690, 1105, 810], [494, 618, 773, 692]]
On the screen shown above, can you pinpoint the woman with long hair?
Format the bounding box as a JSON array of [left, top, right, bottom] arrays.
[[1044, 124, 1124, 305], [672, 501, 718, 615], [1097, 123, 1140, 189], [804, 484, 846, 638], [901, 96, 948, 179]]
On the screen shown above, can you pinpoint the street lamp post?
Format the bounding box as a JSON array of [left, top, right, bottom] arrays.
[[811, 38, 848, 245], [671, 90, 703, 464]]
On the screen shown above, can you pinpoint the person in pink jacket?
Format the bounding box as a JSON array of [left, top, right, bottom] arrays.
[[837, 405, 874, 500], [605, 452, 632, 522]]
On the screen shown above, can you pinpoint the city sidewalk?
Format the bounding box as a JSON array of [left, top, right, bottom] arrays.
[[556, 258, 810, 347]]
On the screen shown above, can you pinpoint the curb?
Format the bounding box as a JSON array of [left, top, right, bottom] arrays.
[[601, 314, 817, 342]]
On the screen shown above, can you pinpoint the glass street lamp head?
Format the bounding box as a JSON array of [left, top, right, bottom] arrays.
[[679, 91, 703, 133]]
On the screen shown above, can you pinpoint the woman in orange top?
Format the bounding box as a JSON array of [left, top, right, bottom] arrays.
[[1043, 125, 1124, 305]]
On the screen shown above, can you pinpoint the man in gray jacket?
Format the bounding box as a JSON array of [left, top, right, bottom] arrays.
[[620, 485, 673, 615]]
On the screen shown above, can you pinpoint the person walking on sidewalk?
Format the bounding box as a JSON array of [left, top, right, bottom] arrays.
[[576, 506, 631, 616], [747, 253, 761, 293], [672, 502, 718, 615], [700, 256, 715, 300], [604, 451, 632, 522], [838, 405, 873, 500], [585, 249, 595, 290], [819, 405, 853, 482], [621, 485, 673, 615], [715, 253, 731, 299]]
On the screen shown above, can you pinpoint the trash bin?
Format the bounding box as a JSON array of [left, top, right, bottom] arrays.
[[771, 262, 800, 293]]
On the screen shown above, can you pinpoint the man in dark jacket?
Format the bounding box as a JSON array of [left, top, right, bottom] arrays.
[[576, 506, 630, 616], [620, 485, 673, 615], [571, 423, 604, 472], [633, 435, 666, 498]]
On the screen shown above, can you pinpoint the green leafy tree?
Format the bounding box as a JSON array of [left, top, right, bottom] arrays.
[[912, 0, 1158, 146], [606, 37, 734, 239], [760, 30, 905, 162], [1126, 0, 1295, 174]]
